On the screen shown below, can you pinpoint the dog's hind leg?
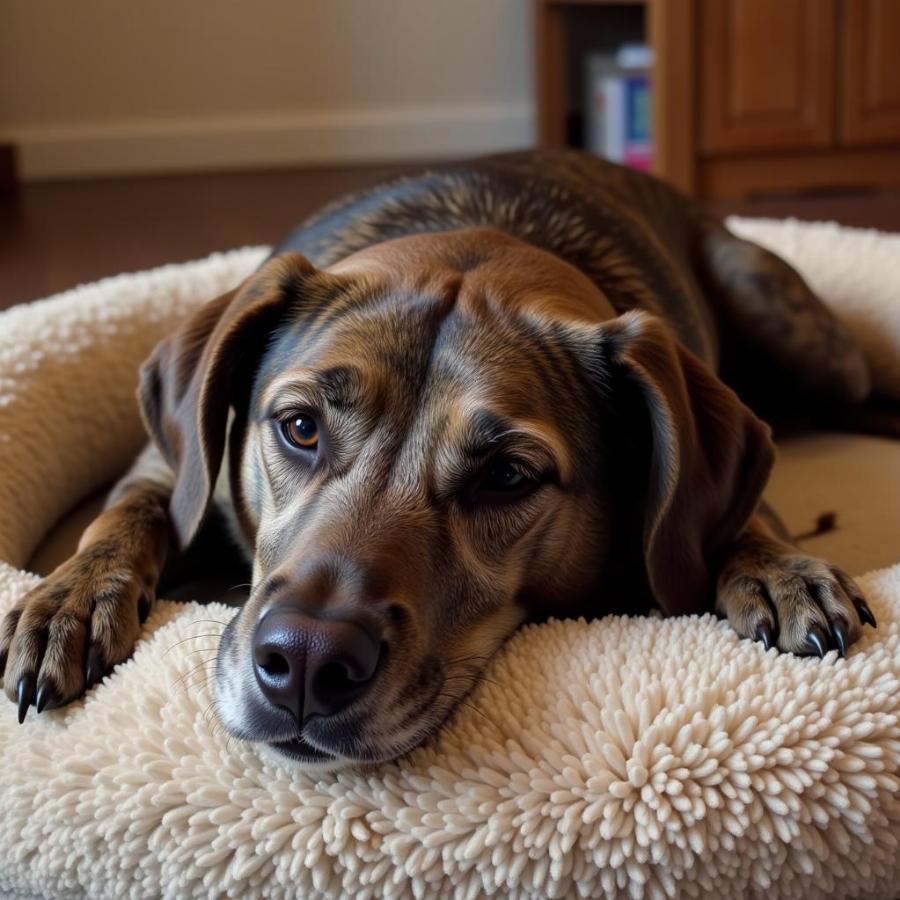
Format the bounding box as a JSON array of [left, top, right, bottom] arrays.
[[695, 221, 870, 406]]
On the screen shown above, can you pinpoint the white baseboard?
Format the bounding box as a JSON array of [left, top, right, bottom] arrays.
[[3, 102, 535, 181]]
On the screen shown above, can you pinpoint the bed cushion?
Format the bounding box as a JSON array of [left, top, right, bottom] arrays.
[[1, 221, 899, 899]]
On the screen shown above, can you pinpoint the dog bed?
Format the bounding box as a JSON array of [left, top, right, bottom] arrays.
[[1, 219, 899, 900]]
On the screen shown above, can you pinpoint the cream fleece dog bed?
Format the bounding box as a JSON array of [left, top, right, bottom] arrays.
[[1, 219, 899, 900]]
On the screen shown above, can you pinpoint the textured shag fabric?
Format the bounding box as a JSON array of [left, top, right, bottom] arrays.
[[0, 567, 898, 900], [0, 246, 268, 569], [0, 221, 899, 899]]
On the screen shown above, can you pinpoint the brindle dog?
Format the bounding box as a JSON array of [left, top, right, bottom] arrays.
[[1, 150, 878, 767]]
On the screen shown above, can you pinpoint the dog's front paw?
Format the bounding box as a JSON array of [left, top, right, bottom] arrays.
[[716, 539, 876, 657], [0, 541, 153, 721]]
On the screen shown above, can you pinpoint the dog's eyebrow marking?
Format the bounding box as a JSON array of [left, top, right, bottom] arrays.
[[262, 365, 366, 412], [464, 410, 517, 459], [460, 409, 570, 479]]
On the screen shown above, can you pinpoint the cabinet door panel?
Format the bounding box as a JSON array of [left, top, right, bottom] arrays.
[[840, 0, 900, 144], [700, 0, 836, 154]]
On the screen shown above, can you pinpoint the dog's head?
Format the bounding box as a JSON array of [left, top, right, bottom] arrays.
[[139, 228, 773, 768]]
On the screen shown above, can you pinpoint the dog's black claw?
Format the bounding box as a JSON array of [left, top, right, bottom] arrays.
[[854, 598, 877, 628], [35, 681, 58, 714], [805, 626, 828, 658], [85, 645, 104, 688], [755, 621, 774, 651], [830, 621, 848, 658], [17, 675, 35, 723]]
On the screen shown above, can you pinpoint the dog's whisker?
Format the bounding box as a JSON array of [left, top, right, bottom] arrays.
[[208, 700, 220, 722], [442, 672, 501, 690], [185, 676, 219, 709], [435, 691, 491, 724], [175, 669, 217, 700], [190, 676, 218, 696], [444, 660, 497, 674], [201, 698, 219, 730], [443, 660, 501, 688], [444, 653, 495, 667], [162, 634, 225, 656], [208, 715, 225, 744], [191, 667, 218, 691], [169, 659, 215, 697], [190, 666, 218, 684], [180, 645, 221, 657], [171, 658, 217, 693]]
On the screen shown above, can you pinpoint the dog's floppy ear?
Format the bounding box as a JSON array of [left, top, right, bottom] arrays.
[[581, 311, 775, 615], [137, 252, 317, 550]]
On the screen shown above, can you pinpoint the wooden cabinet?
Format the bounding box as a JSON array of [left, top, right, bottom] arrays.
[[699, 0, 836, 153], [536, 0, 900, 199], [840, 0, 900, 144]]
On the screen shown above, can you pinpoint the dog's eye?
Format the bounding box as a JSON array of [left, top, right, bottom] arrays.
[[281, 415, 319, 450], [474, 458, 539, 502], [485, 460, 525, 489]]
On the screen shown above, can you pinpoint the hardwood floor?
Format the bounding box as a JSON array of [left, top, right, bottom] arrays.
[[0, 163, 421, 310], [2, 162, 899, 310]]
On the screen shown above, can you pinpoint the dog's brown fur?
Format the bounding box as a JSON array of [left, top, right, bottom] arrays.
[[0, 151, 877, 764]]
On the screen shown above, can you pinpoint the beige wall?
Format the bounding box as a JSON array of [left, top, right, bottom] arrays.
[[0, 0, 534, 179]]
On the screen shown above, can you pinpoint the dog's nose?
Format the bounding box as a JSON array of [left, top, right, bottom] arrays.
[[252, 607, 382, 722]]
